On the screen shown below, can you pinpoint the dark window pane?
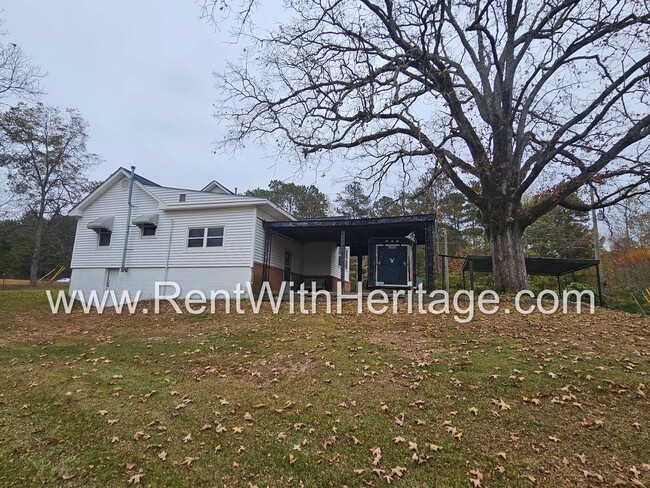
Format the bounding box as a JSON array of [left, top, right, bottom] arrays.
[[207, 227, 223, 237], [142, 224, 156, 236], [188, 238, 204, 248], [99, 229, 112, 246], [188, 228, 204, 238], [206, 237, 223, 247]]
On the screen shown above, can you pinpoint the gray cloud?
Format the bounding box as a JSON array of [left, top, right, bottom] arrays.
[[2, 0, 338, 196]]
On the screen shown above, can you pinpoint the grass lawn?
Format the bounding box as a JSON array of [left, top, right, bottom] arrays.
[[0, 289, 648, 487]]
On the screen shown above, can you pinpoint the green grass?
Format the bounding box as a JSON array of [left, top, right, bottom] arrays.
[[0, 288, 648, 486]]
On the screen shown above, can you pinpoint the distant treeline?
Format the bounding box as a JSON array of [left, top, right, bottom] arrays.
[[0, 214, 76, 280]]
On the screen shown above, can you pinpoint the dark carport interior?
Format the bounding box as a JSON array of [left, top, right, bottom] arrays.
[[263, 214, 437, 291]]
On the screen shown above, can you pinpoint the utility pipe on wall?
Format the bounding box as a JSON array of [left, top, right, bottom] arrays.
[[120, 166, 135, 272]]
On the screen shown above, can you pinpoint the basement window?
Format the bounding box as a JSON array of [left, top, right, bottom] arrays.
[[188, 226, 224, 248]]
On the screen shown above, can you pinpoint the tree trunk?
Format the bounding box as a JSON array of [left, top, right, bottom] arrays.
[[30, 218, 45, 286], [489, 224, 529, 292]]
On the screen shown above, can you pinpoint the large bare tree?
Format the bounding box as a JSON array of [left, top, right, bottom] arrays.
[[0, 103, 100, 285], [208, 0, 650, 291]]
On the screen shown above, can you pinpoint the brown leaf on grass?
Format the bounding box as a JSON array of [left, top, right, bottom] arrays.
[[127, 472, 144, 484], [97, 410, 108, 416], [522, 397, 541, 405], [495, 452, 507, 460], [289, 453, 296, 465], [394, 436, 406, 444], [158, 451, 167, 461], [408, 441, 418, 452], [576, 453, 586, 465], [390, 466, 406, 478], [183, 433, 192, 443], [243, 412, 254, 422], [232, 426, 244, 433], [469, 407, 479, 416], [469, 469, 484, 487], [371, 447, 382, 467], [125, 461, 137, 470], [133, 431, 146, 441], [351, 436, 361, 445], [581, 470, 604, 482], [181, 456, 198, 467], [61, 472, 76, 480], [394, 412, 405, 426], [427, 443, 442, 452], [215, 423, 226, 434]]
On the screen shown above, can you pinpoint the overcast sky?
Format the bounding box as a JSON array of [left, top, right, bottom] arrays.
[[2, 0, 342, 197]]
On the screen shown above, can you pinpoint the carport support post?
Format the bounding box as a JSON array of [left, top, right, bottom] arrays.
[[596, 265, 605, 307], [339, 229, 346, 288], [469, 259, 475, 291], [262, 228, 272, 283], [356, 253, 363, 288], [425, 221, 434, 292], [557, 275, 562, 297]]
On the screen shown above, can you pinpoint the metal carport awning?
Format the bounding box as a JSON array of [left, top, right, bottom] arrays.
[[87, 216, 114, 231], [263, 214, 437, 291], [459, 255, 603, 306]]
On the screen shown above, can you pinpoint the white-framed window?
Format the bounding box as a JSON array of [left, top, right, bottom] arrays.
[[187, 226, 224, 248]]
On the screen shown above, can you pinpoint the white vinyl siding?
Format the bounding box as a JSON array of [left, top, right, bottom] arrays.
[[253, 209, 304, 274], [71, 175, 258, 269]]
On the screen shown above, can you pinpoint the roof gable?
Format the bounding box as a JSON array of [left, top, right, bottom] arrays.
[[68, 167, 296, 221], [201, 180, 233, 194], [68, 168, 165, 216]]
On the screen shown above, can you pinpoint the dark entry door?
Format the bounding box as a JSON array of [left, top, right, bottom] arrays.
[[376, 245, 408, 286]]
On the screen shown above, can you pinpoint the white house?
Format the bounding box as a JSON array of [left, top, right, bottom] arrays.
[[68, 167, 349, 299]]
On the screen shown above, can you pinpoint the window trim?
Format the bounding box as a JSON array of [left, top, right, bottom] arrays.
[[186, 226, 225, 249]]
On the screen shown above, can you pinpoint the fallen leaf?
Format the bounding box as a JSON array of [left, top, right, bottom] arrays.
[[127, 472, 144, 484]]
